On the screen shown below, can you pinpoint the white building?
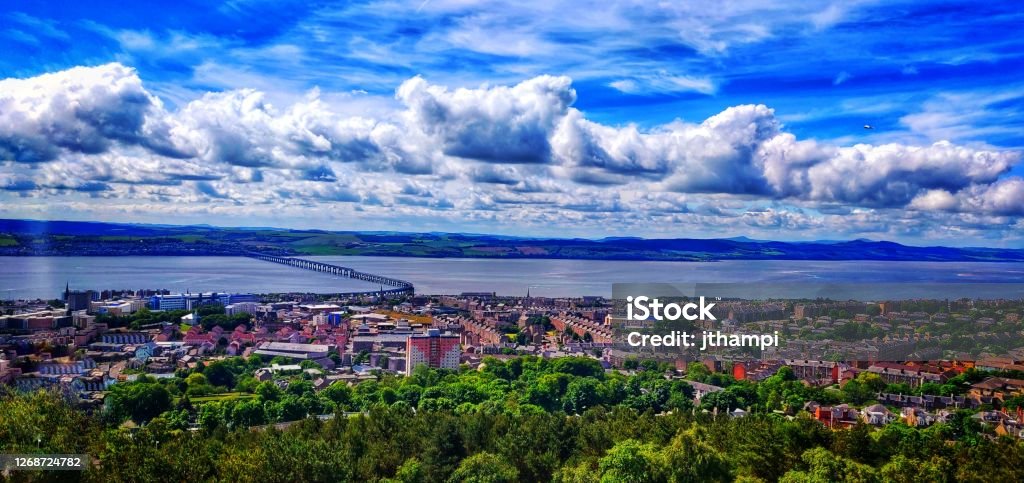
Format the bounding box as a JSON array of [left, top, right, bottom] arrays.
[[225, 302, 259, 316]]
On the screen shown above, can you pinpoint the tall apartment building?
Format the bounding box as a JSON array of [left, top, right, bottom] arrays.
[[405, 329, 460, 375]]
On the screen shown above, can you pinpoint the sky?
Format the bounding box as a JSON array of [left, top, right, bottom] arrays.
[[1, 0, 1023, 246]]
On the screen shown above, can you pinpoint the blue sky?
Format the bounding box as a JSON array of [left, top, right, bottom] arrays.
[[1, 1, 1023, 245]]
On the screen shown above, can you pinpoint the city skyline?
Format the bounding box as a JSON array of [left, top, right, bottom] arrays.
[[1, 1, 1023, 246]]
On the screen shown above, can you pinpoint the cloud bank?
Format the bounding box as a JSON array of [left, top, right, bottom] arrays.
[[1, 63, 1021, 243]]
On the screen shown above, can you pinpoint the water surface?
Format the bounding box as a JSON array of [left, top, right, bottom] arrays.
[[2, 256, 1021, 300]]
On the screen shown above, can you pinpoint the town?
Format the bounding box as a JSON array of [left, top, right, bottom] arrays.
[[2, 284, 1023, 443]]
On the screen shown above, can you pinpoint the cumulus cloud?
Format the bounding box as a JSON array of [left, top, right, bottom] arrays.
[[800, 141, 1014, 206], [0, 64, 172, 162], [397, 75, 575, 164], [947, 177, 1024, 216], [0, 63, 1022, 242]]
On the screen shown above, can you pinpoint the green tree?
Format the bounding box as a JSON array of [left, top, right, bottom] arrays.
[[204, 361, 237, 389], [598, 439, 663, 483], [391, 457, 426, 483], [422, 417, 466, 482], [563, 377, 603, 414], [287, 379, 315, 396], [448, 452, 519, 483], [686, 362, 711, 382], [661, 428, 732, 482], [780, 447, 879, 483], [106, 381, 172, 423], [323, 381, 354, 407], [880, 455, 951, 483]]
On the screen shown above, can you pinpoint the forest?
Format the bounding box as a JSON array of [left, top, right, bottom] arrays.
[[2, 356, 1024, 482]]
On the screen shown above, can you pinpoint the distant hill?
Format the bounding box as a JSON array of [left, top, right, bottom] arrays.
[[1, 218, 1023, 262]]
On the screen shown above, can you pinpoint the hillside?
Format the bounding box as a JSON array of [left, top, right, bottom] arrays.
[[1, 219, 1022, 261]]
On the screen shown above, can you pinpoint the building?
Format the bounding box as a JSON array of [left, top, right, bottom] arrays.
[[866, 362, 951, 388], [64, 285, 94, 312], [90, 299, 147, 316], [550, 313, 615, 343], [976, 357, 1024, 373], [406, 329, 460, 375], [689, 381, 724, 404], [783, 359, 845, 385], [149, 293, 258, 311], [326, 311, 347, 326], [0, 310, 72, 330], [969, 377, 1024, 402], [100, 332, 148, 345], [253, 342, 331, 360], [38, 358, 97, 376], [225, 302, 259, 316], [861, 403, 896, 425], [807, 402, 861, 428]]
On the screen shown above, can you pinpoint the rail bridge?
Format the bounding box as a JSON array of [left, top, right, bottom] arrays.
[[246, 252, 414, 296]]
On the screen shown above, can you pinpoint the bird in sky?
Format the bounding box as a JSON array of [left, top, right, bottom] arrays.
[[863, 124, 874, 130]]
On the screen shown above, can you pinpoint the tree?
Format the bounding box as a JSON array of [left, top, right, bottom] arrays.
[[391, 458, 426, 483], [555, 461, 599, 483], [880, 455, 950, 483], [398, 384, 423, 408], [841, 373, 885, 405], [165, 408, 191, 431], [256, 381, 283, 402], [447, 452, 518, 483], [287, 379, 315, 396], [563, 377, 603, 414], [231, 399, 267, 427], [422, 417, 466, 482], [686, 362, 711, 382], [276, 395, 308, 422], [700, 390, 740, 413], [197, 402, 225, 431], [552, 357, 605, 379], [235, 374, 258, 393], [598, 439, 663, 483], [204, 361, 236, 389], [776, 366, 797, 381], [185, 372, 208, 387], [323, 381, 354, 407], [0, 388, 99, 454], [780, 447, 879, 483], [661, 428, 732, 482], [106, 381, 172, 423]]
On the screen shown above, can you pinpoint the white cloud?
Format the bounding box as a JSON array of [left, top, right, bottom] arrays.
[[396, 74, 575, 163], [833, 71, 851, 85], [1, 63, 1021, 243], [609, 72, 716, 95], [899, 89, 1024, 143], [0, 63, 171, 162], [908, 189, 959, 211]]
